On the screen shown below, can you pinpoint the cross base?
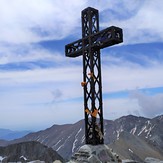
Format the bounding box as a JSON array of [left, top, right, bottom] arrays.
[[68, 144, 122, 163]]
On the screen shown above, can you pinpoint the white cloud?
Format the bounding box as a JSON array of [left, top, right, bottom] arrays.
[[88, 0, 142, 14], [1, 0, 162, 44], [0, 66, 83, 102], [103, 97, 141, 120], [130, 90, 163, 118], [100, 0, 163, 44], [0, 44, 163, 129], [0, 66, 83, 130], [0, 92, 83, 130], [102, 60, 163, 93], [0, 55, 162, 100], [0, 0, 86, 43], [0, 43, 67, 65]]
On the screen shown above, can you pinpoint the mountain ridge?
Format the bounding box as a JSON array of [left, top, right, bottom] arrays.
[[0, 114, 162, 160], [0, 128, 31, 141]]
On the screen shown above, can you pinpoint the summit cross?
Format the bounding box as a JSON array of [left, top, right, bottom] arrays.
[[65, 7, 123, 145]]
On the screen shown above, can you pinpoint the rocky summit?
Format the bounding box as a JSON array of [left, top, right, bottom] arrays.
[[68, 144, 121, 163]]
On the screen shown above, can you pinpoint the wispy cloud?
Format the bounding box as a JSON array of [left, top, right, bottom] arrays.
[[130, 90, 163, 118], [100, 0, 163, 44], [103, 97, 141, 120], [1, 0, 163, 45], [0, 43, 68, 70], [0, 0, 86, 44], [0, 42, 163, 129]]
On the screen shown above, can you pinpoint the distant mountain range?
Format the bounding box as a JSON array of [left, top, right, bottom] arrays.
[[0, 115, 162, 162], [0, 128, 31, 140]]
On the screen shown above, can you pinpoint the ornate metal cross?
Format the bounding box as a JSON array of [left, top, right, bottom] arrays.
[[65, 7, 123, 145]]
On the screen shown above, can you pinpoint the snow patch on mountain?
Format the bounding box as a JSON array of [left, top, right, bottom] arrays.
[[81, 135, 85, 144], [137, 120, 155, 139], [56, 144, 64, 152], [0, 156, 6, 162], [128, 148, 133, 153], [53, 139, 62, 148], [20, 155, 28, 161], [116, 126, 124, 140], [130, 125, 137, 135], [72, 128, 82, 153]]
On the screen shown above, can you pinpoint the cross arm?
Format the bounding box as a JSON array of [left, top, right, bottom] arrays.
[[65, 26, 123, 58], [92, 26, 123, 49], [65, 39, 83, 58]]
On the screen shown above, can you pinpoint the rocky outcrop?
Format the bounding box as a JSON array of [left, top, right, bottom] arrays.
[[0, 141, 64, 163], [109, 132, 163, 162], [68, 144, 121, 163], [144, 157, 163, 163]]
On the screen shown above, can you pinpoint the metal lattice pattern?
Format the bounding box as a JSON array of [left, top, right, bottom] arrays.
[[65, 7, 123, 145], [83, 48, 104, 144], [82, 8, 103, 145], [65, 26, 122, 58]]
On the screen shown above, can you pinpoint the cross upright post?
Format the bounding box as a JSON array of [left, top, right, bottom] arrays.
[[65, 7, 123, 145]]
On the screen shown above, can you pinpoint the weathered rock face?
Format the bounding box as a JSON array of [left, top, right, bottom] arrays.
[[68, 144, 121, 163], [0, 141, 64, 163], [144, 157, 163, 163], [122, 160, 139, 163], [109, 131, 163, 162]]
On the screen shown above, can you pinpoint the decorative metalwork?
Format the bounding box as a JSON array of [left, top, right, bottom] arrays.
[[65, 7, 123, 145]]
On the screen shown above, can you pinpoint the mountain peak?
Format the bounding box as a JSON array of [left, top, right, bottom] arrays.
[[0, 115, 162, 161], [153, 114, 163, 121]]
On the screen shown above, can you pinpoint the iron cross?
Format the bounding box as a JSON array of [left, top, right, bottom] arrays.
[[65, 7, 123, 145]]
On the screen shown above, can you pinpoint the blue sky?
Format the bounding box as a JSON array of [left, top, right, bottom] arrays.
[[0, 0, 163, 131]]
